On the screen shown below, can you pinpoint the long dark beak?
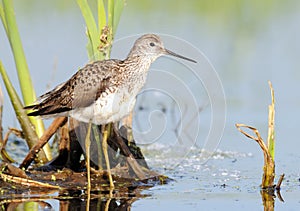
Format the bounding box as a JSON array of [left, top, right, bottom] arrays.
[[165, 49, 197, 63]]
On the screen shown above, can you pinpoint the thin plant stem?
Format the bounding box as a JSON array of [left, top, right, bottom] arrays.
[[77, 0, 101, 60], [267, 81, 275, 160], [113, 0, 124, 33], [85, 121, 92, 191], [0, 61, 48, 164], [97, 0, 106, 32], [107, 0, 114, 32]]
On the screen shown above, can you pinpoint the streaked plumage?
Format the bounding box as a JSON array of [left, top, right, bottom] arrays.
[[24, 34, 196, 124]]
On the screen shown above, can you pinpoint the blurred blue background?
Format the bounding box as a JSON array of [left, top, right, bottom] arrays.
[[1, 0, 300, 210]]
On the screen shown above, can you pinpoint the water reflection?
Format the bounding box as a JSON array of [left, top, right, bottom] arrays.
[[2, 197, 138, 211], [260, 188, 285, 211]]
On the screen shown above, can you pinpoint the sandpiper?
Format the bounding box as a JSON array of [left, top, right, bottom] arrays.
[[24, 34, 196, 187]]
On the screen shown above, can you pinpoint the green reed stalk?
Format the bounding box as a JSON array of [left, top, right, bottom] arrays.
[[112, 0, 124, 34], [0, 0, 52, 161], [97, 0, 106, 36], [77, 0, 100, 60], [0, 62, 48, 164], [77, 0, 124, 60]]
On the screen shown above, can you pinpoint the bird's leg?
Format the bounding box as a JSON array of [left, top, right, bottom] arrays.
[[102, 123, 114, 189], [85, 121, 92, 191]]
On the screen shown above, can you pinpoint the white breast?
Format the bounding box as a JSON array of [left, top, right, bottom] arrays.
[[69, 76, 146, 125]]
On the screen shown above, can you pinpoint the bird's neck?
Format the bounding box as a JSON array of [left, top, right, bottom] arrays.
[[124, 55, 153, 74]]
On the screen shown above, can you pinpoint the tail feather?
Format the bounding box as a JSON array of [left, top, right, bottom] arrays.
[[23, 104, 37, 110], [23, 79, 73, 117], [24, 104, 71, 117], [27, 107, 70, 116]]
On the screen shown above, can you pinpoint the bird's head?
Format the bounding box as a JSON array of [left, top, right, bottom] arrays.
[[128, 34, 196, 63]]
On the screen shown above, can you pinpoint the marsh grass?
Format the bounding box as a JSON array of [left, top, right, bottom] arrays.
[[236, 81, 279, 189], [0, 0, 51, 162], [77, 0, 124, 60]]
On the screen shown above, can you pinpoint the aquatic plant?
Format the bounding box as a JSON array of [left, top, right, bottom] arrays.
[[236, 81, 278, 188], [77, 0, 124, 60], [0, 0, 51, 162]]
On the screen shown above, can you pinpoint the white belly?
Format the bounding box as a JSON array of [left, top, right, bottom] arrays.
[[69, 89, 137, 125]]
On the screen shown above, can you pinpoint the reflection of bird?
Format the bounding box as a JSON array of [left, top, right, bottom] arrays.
[[24, 34, 196, 188]]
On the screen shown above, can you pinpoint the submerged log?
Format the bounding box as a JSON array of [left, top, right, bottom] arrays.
[[1, 117, 166, 193]]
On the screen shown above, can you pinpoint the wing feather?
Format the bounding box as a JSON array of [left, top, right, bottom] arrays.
[[24, 59, 120, 116]]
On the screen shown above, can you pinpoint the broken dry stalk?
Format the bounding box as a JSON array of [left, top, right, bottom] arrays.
[[20, 117, 68, 169], [236, 81, 277, 189]]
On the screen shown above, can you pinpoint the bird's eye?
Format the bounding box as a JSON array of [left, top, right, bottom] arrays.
[[149, 42, 155, 47]]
